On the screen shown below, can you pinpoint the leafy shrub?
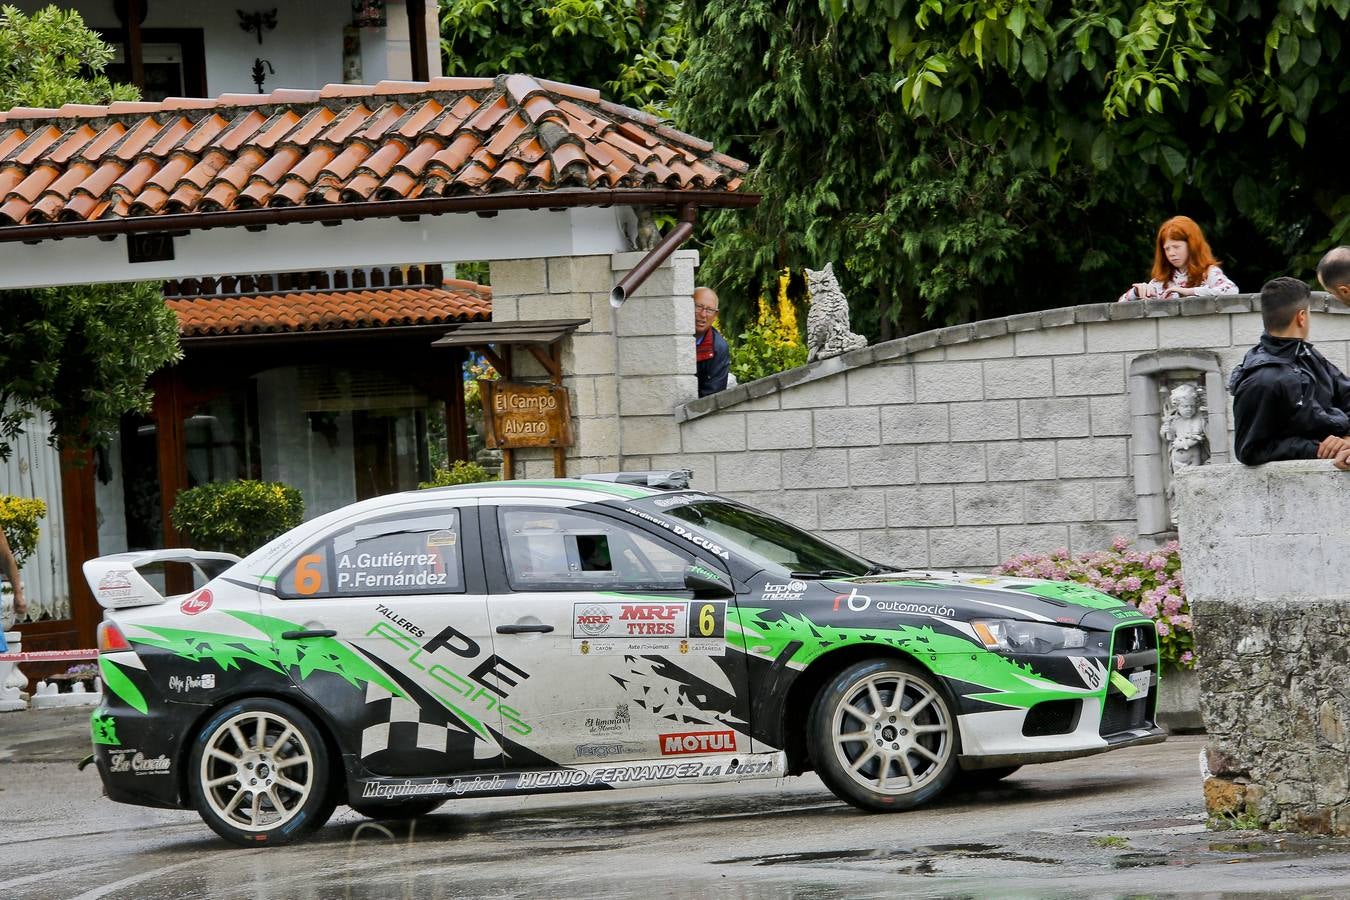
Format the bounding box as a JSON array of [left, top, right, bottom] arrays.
[[728, 269, 808, 384], [171, 481, 304, 558], [995, 537, 1194, 671], [420, 460, 496, 488], [0, 495, 47, 569]]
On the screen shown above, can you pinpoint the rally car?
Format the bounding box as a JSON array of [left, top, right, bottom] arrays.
[[85, 473, 1164, 846]]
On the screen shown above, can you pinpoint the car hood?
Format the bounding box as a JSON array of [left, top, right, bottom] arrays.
[[831, 570, 1148, 630]]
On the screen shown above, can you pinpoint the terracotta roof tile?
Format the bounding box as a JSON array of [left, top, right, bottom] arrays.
[[170, 280, 491, 337], [0, 74, 749, 234]]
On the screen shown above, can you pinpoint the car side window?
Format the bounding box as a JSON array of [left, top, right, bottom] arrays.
[[278, 509, 464, 598], [499, 508, 689, 591]]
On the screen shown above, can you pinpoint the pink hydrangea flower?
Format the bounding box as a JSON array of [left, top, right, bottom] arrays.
[[1180, 651, 1194, 664], [1156, 621, 1171, 637], [1111, 535, 1130, 551], [1139, 599, 1159, 617], [1121, 576, 1142, 592]]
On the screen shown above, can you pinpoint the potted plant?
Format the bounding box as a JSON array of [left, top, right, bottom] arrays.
[[0, 495, 48, 629], [170, 480, 304, 558]]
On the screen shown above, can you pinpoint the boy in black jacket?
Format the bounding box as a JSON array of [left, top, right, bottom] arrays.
[[1229, 277, 1350, 465]]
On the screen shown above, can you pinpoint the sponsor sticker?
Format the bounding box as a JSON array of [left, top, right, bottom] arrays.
[[659, 729, 737, 756], [831, 588, 954, 618], [1068, 655, 1105, 691], [375, 603, 426, 639], [585, 704, 631, 734], [179, 589, 213, 616], [354, 753, 783, 798], [652, 494, 700, 509], [426, 529, 457, 547], [575, 742, 644, 759], [761, 580, 807, 602], [570, 601, 726, 656], [108, 750, 172, 776], [167, 673, 217, 693], [97, 570, 135, 601], [623, 506, 731, 559]]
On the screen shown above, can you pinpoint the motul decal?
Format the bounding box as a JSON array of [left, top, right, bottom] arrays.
[[659, 729, 737, 756], [179, 589, 212, 616]]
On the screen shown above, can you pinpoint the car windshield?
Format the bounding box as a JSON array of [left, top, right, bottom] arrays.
[[660, 500, 870, 576]]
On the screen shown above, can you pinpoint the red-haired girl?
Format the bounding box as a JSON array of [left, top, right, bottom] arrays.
[[1119, 216, 1239, 301]]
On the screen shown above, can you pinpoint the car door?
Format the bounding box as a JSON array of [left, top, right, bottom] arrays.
[[481, 499, 747, 768], [268, 499, 510, 777]]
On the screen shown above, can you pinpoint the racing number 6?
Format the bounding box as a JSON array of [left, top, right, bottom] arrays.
[[295, 554, 324, 596], [693, 602, 725, 638], [698, 603, 716, 637]]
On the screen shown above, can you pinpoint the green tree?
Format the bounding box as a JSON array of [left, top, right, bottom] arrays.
[[440, 0, 684, 114], [0, 5, 139, 109], [674, 1, 1350, 339], [0, 5, 172, 620]]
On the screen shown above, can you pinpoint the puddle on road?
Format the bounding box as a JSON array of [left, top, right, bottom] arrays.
[[713, 842, 1059, 870]]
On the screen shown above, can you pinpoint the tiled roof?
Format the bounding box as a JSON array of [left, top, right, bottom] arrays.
[[170, 278, 491, 337], [0, 74, 750, 235]]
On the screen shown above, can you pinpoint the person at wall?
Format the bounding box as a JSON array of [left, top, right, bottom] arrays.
[[1317, 245, 1350, 307], [693, 286, 730, 397], [1118, 215, 1240, 301], [1229, 276, 1350, 465]]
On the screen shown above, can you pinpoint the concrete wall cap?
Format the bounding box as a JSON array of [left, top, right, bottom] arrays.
[[678, 293, 1265, 421]]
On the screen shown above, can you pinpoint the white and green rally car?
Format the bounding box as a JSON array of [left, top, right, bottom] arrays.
[[85, 473, 1164, 845]]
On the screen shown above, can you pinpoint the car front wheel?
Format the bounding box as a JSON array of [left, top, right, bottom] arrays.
[[808, 658, 958, 812], [188, 698, 333, 846]]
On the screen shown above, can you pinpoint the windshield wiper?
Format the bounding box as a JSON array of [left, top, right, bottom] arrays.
[[789, 569, 858, 580], [864, 563, 900, 575]]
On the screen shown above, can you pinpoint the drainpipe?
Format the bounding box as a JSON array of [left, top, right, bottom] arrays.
[[609, 204, 697, 308]]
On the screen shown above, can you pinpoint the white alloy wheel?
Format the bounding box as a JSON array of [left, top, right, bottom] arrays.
[[189, 698, 331, 845], [810, 659, 958, 811]]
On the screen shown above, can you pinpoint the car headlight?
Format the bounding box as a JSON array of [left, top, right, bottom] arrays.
[[971, 619, 1087, 654]]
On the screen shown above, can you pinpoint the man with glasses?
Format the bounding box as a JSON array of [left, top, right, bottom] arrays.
[[693, 287, 730, 397]]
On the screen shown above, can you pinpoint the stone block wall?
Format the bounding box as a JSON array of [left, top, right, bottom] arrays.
[[1176, 462, 1350, 834], [672, 295, 1350, 566]]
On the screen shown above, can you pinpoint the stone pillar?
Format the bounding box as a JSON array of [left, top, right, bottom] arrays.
[[611, 249, 699, 468], [1176, 460, 1350, 834], [488, 250, 697, 479]]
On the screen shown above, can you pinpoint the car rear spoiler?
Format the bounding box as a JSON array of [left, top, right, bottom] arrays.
[[83, 549, 242, 610]]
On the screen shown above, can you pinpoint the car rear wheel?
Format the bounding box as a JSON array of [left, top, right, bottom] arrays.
[[188, 698, 333, 846], [808, 658, 958, 812], [349, 799, 446, 820]]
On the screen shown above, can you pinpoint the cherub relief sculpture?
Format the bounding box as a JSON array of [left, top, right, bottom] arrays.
[[1160, 382, 1210, 474], [805, 263, 867, 362]]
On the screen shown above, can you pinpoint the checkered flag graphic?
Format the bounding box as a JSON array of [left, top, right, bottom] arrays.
[[358, 679, 502, 765]]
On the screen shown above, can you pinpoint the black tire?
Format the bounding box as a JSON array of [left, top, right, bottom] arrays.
[[349, 799, 446, 820], [187, 698, 333, 846], [808, 658, 959, 812], [957, 765, 1022, 789]]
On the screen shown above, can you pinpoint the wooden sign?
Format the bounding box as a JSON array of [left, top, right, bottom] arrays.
[[480, 380, 573, 449]]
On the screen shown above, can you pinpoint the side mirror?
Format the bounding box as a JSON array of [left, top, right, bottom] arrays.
[[684, 563, 733, 598]]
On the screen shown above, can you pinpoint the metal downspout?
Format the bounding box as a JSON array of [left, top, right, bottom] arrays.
[[608, 205, 698, 308]]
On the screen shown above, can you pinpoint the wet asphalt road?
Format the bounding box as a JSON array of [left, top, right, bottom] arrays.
[[4, 708, 1350, 899]]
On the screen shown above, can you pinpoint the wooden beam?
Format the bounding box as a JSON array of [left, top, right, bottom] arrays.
[[407, 0, 430, 81], [446, 348, 469, 463], [59, 447, 99, 649], [526, 344, 561, 382], [151, 370, 193, 595], [124, 0, 146, 92]]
